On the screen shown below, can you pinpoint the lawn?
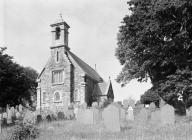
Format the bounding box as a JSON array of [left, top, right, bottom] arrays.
[[1, 119, 192, 140]]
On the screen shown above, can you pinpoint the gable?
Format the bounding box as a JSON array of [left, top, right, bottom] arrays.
[[67, 51, 103, 82]]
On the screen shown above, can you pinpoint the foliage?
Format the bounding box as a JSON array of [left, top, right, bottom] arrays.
[[116, 0, 192, 106], [0, 47, 38, 107], [140, 88, 160, 105], [9, 122, 40, 140]]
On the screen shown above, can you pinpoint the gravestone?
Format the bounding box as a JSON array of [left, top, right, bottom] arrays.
[[159, 98, 166, 108], [76, 109, 94, 124], [23, 110, 35, 124], [92, 102, 98, 108], [123, 99, 129, 108], [120, 108, 126, 121], [36, 115, 43, 124], [136, 108, 149, 123], [149, 102, 156, 112], [92, 108, 101, 124], [150, 110, 161, 124], [57, 112, 65, 120], [7, 108, 12, 124], [19, 104, 23, 112], [102, 103, 121, 132], [128, 98, 135, 108], [160, 104, 175, 125], [126, 106, 134, 121], [46, 115, 52, 122]]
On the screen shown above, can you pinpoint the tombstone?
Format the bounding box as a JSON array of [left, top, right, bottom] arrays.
[[57, 112, 65, 120], [120, 108, 126, 121], [159, 98, 166, 108], [92, 108, 101, 124], [150, 110, 161, 124], [80, 103, 87, 109], [15, 111, 21, 119], [0, 113, 2, 133], [126, 106, 134, 121], [2, 112, 7, 126], [76, 109, 94, 124], [149, 102, 156, 112], [36, 115, 43, 124], [102, 103, 121, 132], [136, 108, 149, 123], [92, 102, 98, 108], [123, 99, 129, 108], [7, 108, 12, 124], [19, 104, 23, 113], [46, 115, 52, 122], [128, 97, 135, 108], [160, 104, 175, 125], [23, 110, 35, 124]]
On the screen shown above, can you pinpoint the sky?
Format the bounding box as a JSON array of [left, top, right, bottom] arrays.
[[0, 0, 152, 102]]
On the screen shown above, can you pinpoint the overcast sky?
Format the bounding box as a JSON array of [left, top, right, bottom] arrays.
[[0, 0, 152, 102]]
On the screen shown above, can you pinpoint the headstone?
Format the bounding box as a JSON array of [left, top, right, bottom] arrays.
[[15, 111, 21, 119], [92, 108, 101, 124], [126, 106, 134, 121], [0, 113, 2, 133], [23, 110, 35, 124], [120, 108, 126, 121], [36, 115, 43, 124], [128, 97, 135, 108], [149, 102, 156, 112], [160, 104, 175, 125], [150, 110, 161, 124], [123, 99, 129, 108], [77, 109, 94, 124], [7, 108, 12, 124], [57, 112, 65, 120], [46, 115, 52, 122], [19, 104, 23, 113], [92, 102, 98, 108], [80, 103, 87, 109], [102, 104, 121, 132], [160, 98, 166, 108], [136, 108, 149, 123]]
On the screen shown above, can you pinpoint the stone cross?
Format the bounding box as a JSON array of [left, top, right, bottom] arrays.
[[126, 106, 134, 121]]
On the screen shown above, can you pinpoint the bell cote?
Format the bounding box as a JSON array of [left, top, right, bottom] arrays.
[[50, 20, 70, 49]]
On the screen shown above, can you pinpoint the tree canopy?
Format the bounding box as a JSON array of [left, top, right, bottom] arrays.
[[0, 47, 38, 107], [116, 0, 192, 107]]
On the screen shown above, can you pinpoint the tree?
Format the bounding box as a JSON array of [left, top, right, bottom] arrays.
[[116, 0, 192, 108], [140, 88, 160, 106], [0, 47, 38, 107]]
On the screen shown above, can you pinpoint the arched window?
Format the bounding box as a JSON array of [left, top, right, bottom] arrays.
[[56, 51, 59, 62], [74, 89, 80, 102], [54, 91, 61, 102], [42, 92, 46, 103], [55, 27, 61, 40]]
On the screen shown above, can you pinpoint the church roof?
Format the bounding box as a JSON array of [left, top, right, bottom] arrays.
[[68, 51, 103, 82], [92, 80, 112, 96]]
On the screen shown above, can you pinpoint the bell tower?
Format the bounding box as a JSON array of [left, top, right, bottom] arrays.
[[50, 18, 70, 50]]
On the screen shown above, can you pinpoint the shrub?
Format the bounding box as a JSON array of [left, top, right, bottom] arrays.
[[9, 122, 40, 140], [57, 112, 65, 120]]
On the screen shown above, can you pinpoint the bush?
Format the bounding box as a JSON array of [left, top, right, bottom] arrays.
[[9, 122, 40, 140]]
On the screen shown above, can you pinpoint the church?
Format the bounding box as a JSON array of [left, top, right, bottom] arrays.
[[36, 19, 114, 111]]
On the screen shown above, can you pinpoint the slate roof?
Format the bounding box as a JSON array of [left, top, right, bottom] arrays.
[[68, 51, 103, 82], [92, 80, 111, 96]]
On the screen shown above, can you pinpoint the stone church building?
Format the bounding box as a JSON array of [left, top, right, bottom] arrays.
[[36, 20, 114, 111]]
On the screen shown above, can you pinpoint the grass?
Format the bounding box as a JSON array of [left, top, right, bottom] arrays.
[[1, 117, 192, 140]]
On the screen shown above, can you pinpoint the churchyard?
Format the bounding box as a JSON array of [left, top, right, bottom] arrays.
[[1, 101, 192, 140]]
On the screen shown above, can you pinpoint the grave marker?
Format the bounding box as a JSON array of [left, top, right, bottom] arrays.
[[160, 104, 175, 125], [102, 103, 121, 132], [126, 106, 134, 121]]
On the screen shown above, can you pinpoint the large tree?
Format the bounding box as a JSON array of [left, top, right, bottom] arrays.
[[0, 47, 38, 107], [116, 0, 192, 108]]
